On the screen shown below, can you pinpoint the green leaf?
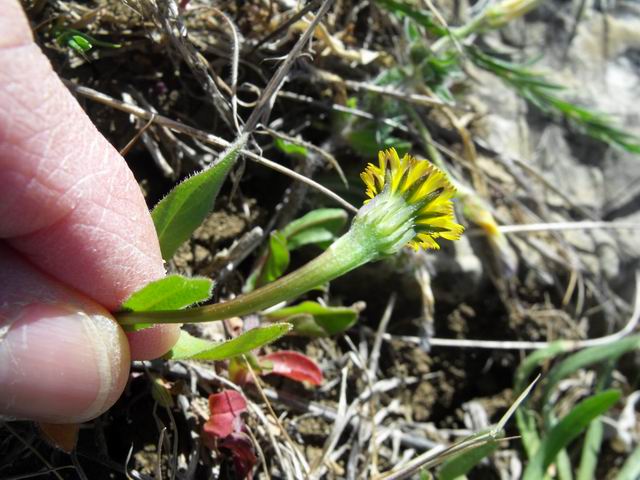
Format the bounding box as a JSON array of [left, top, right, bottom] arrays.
[[255, 231, 290, 288], [265, 301, 359, 336], [121, 274, 214, 312], [281, 208, 348, 250], [69, 35, 92, 52], [165, 323, 292, 360], [616, 443, 640, 480], [246, 209, 348, 292], [274, 138, 308, 157], [152, 134, 248, 260], [287, 229, 336, 250], [243, 231, 290, 292], [438, 441, 499, 480], [119, 274, 214, 332], [522, 390, 621, 480]]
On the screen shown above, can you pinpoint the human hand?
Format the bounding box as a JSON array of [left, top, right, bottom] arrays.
[[0, 0, 180, 423]]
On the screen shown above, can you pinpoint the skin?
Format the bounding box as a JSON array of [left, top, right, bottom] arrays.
[[0, 0, 180, 423]]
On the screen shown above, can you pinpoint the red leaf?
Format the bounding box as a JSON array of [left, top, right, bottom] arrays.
[[260, 351, 323, 386], [204, 390, 247, 439], [220, 432, 257, 479]]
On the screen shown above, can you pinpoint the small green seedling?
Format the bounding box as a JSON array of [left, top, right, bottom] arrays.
[[54, 27, 121, 58]]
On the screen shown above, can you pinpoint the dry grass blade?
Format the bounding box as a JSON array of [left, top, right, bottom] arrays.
[[136, 0, 235, 128], [243, 0, 337, 132], [309, 366, 350, 478], [260, 126, 348, 186], [344, 80, 454, 109], [497, 221, 640, 234], [119, 113, 156, 157], [202, 6, 242, 132], [376, 376, 539, 480], [65, 82, 358, 213], [385, 269, 640, 351], [2, 423, 65, 480], [245, 359, 310, 474]]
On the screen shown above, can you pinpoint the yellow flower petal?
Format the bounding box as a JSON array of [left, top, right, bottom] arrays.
[[360, 148, 464, 250]]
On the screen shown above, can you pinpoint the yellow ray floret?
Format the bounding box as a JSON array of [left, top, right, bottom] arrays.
[[360, 148, 464, 250]]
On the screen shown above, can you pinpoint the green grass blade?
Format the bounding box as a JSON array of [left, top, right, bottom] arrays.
[[616, 443, 640, 480], [374, 0, 446, 35], [165, 323, 292, 360], [152, 133, 248, 260], [437, 441, 499, 480], [522, 390, 621, 480], [577, 360, 614, 480], [516, 409, 541, 459], [514, 341, 570, 393], [467, 46, 640, 153], [576, 419, 603, 480], [542, 335, 640, 407], [557, 449, 574, 480], [514, 342, 569, 458]]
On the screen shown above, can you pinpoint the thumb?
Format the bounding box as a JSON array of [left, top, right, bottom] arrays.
[[0, 245, 130, 423]]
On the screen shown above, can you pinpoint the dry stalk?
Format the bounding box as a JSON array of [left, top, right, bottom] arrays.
[[64, 82, 358, 213], [385, 270, 640, 351]]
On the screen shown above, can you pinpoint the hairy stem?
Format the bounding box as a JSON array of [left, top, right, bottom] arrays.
[[117, 228, 375, 326]]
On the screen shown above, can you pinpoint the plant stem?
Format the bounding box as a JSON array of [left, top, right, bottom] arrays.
[[117, 228, 375, 326]]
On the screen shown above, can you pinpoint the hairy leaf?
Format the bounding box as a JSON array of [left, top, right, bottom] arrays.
[[265, 301, 359, 336], [119, 274, 214, 332], [121, 274, 213, 312], [165, 324, 292, 360], [152, 134, 248, 260], [281, 208, 348, 250]]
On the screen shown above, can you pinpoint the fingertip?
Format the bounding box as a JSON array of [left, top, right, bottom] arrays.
[[0, 1, 33, 50], [0, 303, 130, 423], [127, 324, 181, 360]]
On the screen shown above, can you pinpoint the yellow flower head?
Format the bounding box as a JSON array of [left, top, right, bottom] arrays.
[[359, 148, 464, 250]]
